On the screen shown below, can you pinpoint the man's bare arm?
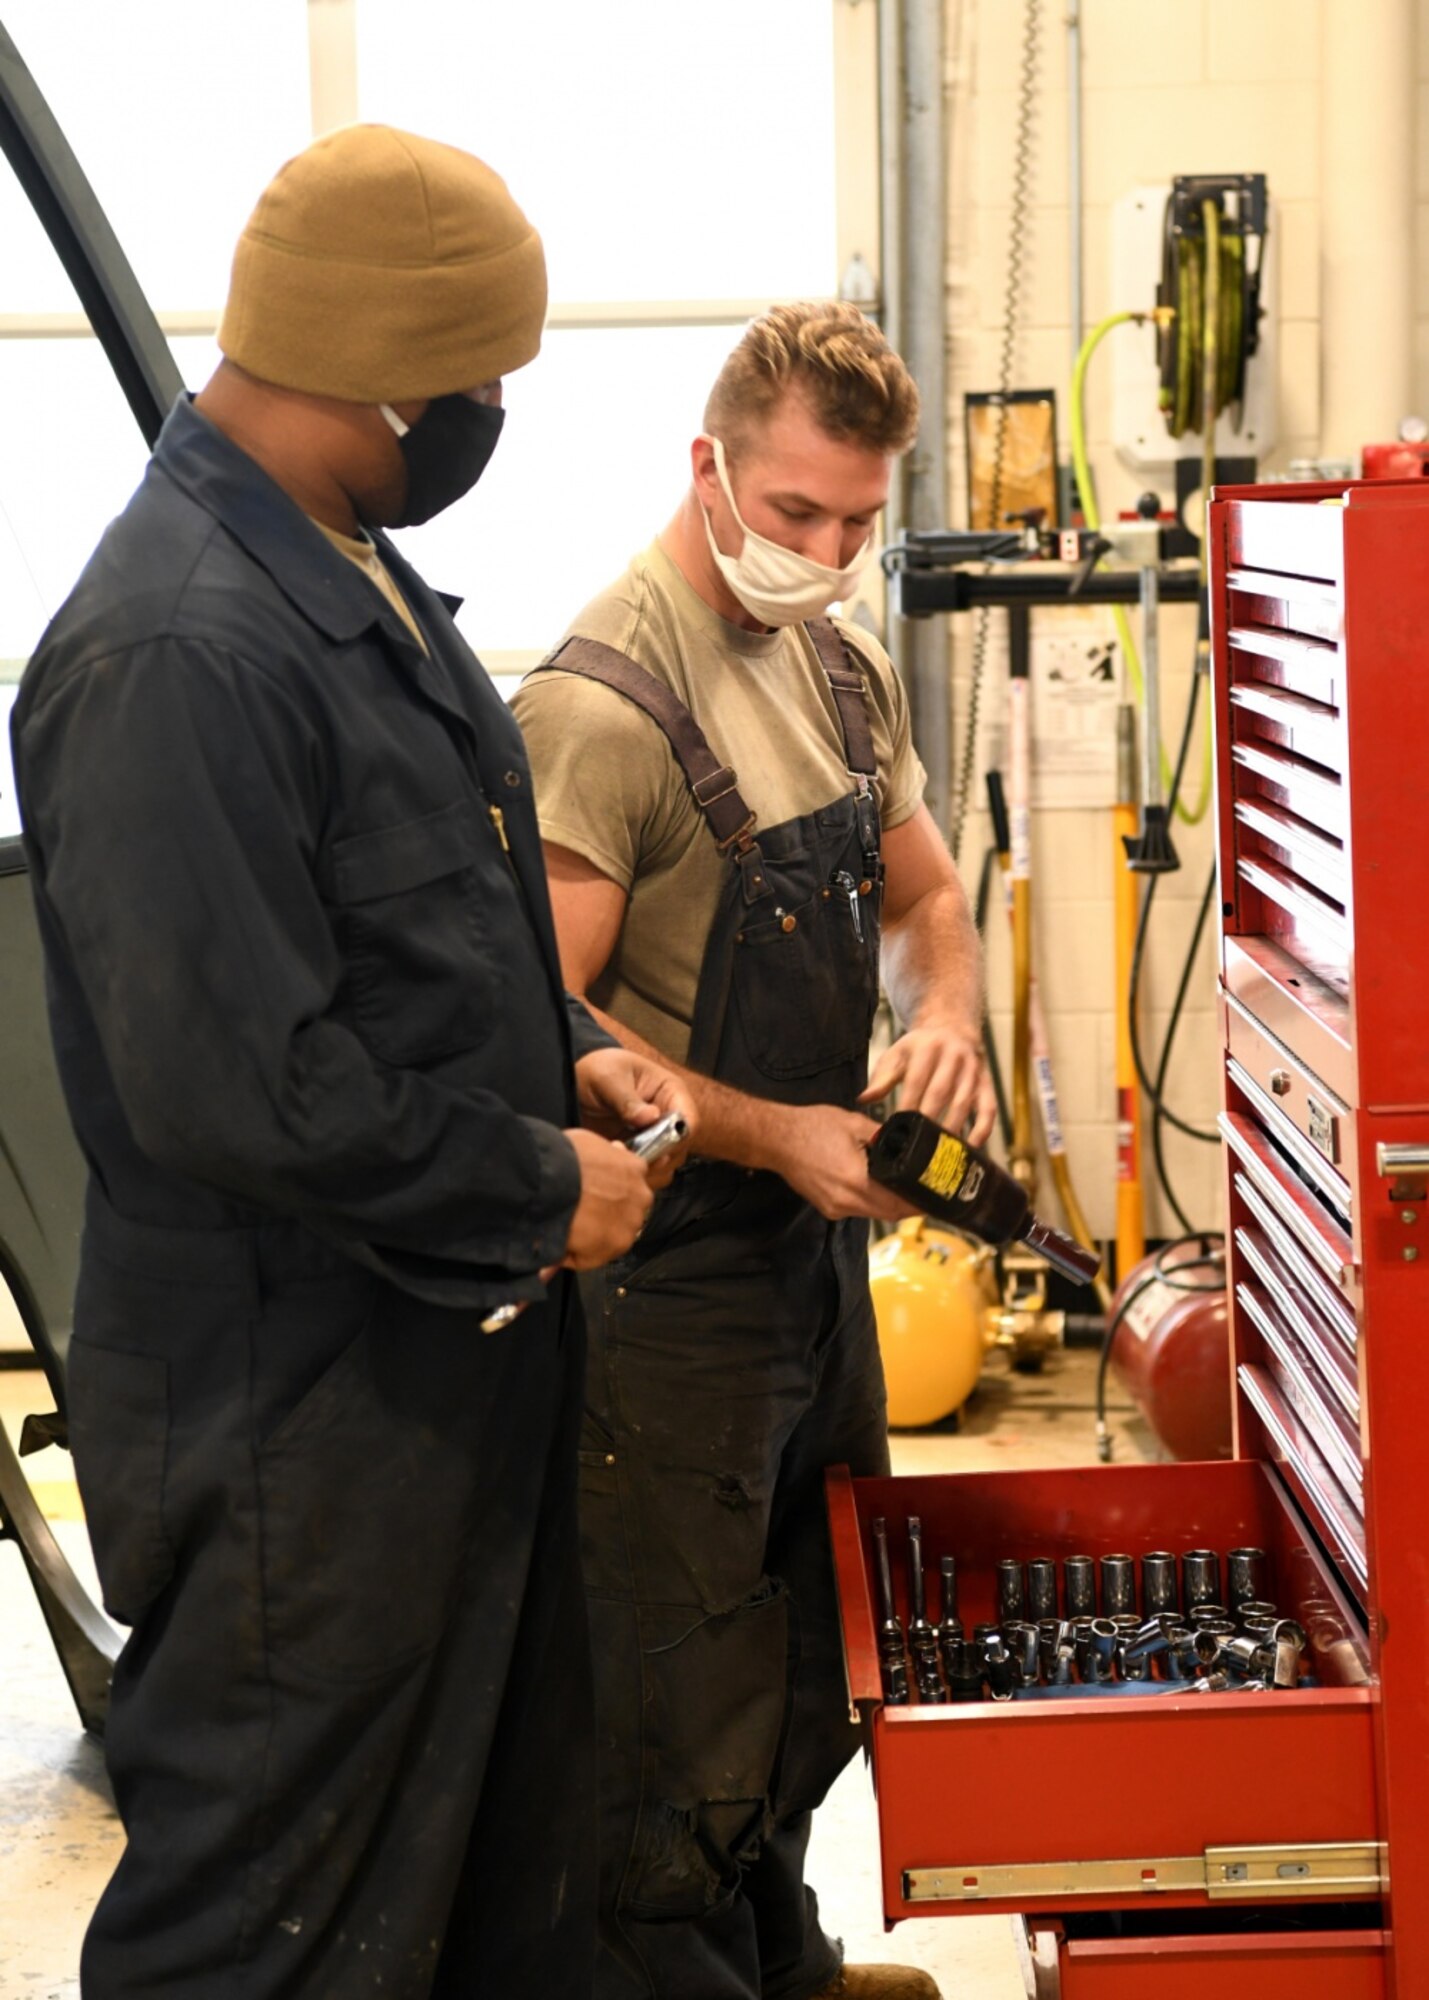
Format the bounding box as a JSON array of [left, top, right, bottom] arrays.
[[862, 802, 996, 1141], [541, 841, 913, 1222]]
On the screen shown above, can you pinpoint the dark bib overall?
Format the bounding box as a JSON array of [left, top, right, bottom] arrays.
[[553, 622, 894, 2000]]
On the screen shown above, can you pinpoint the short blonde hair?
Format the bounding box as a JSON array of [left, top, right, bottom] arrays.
[[704, 301, 920, 460]]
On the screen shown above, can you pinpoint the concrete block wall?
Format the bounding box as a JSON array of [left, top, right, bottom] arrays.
[[942, 0, 1417, 1253]]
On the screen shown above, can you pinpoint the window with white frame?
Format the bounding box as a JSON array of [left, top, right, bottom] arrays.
[[0, 0, 873, 711]]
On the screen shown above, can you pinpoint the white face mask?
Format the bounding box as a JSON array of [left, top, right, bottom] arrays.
[[700, 436, 873, 628]]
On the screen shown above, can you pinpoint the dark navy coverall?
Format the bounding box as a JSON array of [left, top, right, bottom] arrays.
[[11, 396, 608, 1999]]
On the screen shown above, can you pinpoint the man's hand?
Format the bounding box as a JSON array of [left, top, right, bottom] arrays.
[[574, 1045, 697, 1188], [859, 1021, 997, 1145], [561, 1128, 657, 1268], [763, 1104, 919, 1223]]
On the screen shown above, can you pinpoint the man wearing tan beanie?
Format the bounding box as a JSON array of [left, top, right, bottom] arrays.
[[12, 123, 692, 1999]]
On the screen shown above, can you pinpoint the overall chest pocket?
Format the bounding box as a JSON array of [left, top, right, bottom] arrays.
[[732, 881, 880, 1082], [325, 800, 503, 1066]]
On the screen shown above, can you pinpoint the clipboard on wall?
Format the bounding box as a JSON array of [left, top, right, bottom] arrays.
[[965, 390, 1059, 530]]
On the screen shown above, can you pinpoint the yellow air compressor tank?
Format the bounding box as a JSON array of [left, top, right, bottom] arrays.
[[870, 1218, 997, 1429]]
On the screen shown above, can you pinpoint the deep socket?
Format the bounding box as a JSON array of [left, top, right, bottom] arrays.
[[1026, 1558, 1059, 1622], [996, 1558, 1028, 1625], [1141, 1551, 1179, 1616], [1226, 1547, 1268, 1611], [1064, 1556, 1097, 1619], [1100, 1553, 1136, 1618], [1182, 1550, 1222, 1609]]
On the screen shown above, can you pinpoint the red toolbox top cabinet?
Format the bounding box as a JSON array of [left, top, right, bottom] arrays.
[[826, 478, 1429, 1995], [1210, 478, 1429, 2000]]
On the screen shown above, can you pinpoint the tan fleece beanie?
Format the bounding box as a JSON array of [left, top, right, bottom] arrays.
[[218, 124, 546, 403]]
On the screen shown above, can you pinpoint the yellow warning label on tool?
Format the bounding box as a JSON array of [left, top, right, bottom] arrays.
[[918, 1134, 969, 1201]]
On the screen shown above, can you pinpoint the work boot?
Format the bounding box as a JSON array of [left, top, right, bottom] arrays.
[[807, 1969, 942, 2000]]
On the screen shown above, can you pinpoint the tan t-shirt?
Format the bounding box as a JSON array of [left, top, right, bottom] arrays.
[[511, 540, 927, 1064], [312, 518, 428, 653]]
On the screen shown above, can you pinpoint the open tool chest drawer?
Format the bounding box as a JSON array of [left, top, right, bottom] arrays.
[[826, 1463, 1379, 1947]]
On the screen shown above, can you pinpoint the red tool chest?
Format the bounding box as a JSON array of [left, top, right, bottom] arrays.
[[828, 476, 1429, 1994]]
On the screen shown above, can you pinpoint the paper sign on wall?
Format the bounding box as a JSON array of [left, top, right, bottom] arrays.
[[973, 605, 1124, 810]]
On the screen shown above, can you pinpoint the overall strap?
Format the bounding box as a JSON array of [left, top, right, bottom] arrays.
[[545, 637, 769, 892], [804, 618, 878, 783]]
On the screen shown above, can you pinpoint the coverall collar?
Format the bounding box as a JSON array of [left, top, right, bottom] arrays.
[[151, 393, 410, 647]]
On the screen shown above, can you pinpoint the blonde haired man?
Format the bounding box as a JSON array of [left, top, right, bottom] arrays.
[[513, 303, 994, 2000]]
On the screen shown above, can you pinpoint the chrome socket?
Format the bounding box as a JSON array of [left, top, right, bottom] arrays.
[[1090, 1618, 1118, 1678], [1026, 1557, 1059, 1622], [1227, 1547, 1269, 1611], [996, 1557, 1028, 1625], [1005, 1621, 1041, 1683], [983, 1635, 1017, 1701], [1064, 1555, 1097, 1619], [1141, 1551, 1180, 1617], [1100, 1553, 1137, 1619], [1271, 1619, 1307, 1689], [1182, 1549, 1222, 1610], [1192, 1670, 1231, 1693]]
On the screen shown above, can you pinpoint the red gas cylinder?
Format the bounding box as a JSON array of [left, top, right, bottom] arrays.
[[1108, 1239, 1231, 1461]]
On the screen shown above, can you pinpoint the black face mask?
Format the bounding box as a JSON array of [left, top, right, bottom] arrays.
[[386, 394, 505, 527]]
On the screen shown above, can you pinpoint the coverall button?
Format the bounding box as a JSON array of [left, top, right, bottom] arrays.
[[859, 878, 872, 895], [504, 769, 522, 788], [781, 914, 797, 933], [614, 1285, 628, 1300]]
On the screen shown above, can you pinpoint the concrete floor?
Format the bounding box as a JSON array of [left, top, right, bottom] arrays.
[[0, 1340, 1156, 1999]]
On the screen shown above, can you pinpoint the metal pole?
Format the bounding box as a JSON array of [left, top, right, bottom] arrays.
[[890, 0, 951, 832], [1067, 0, 1084, 367], [1139, 565, 1163, 813]]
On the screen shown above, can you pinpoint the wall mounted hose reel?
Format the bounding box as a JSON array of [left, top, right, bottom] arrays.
[[1156, 173, 1268, 444], [1122, 172, 1269, 878]]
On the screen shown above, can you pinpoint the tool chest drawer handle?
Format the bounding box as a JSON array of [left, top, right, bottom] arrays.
[[1235, 1285, 1364, 1505], [1376, 1142, 1429, 1176], [1225, 1059, 1353, 1222], [1233, 1176, 1358, 1357], [1219, 1113, 1356, 1292], [1238, 1367, 1368, 1593], [1234, 1227, 1359, 1424]]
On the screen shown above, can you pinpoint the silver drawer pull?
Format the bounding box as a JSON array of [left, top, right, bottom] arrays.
[[1376, 1143, 1429, 1177]]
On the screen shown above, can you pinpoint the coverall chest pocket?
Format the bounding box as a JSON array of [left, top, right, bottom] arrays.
[[732, 884, 879, 1082], [325, 800, 503, 1066]]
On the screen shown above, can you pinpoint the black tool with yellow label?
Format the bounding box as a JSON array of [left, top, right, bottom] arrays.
[[867, 1111, 1101, 1287]]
